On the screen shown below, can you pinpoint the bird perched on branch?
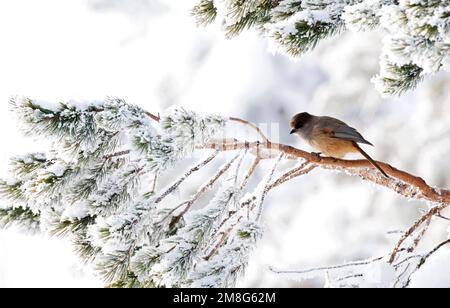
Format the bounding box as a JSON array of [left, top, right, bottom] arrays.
[[290, 112, 388, 177]]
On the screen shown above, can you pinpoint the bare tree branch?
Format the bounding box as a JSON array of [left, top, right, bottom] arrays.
[[436, 213, 450, 221], [200, 140, 450, 205]]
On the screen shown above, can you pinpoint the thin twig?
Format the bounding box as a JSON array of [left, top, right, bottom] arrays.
[[389, 203, 449, 263], [203, 224, 237, 261], [151, 171, 158, 194], [269, 256, 384, 276], [204, 159, 261, 248], [153, 151, 219, 205], [435, 213, 450, 221], [336, 274, 363, 282], [239, 157, 261, 190], [402, 239, 450, 287], [393, 254, 422, 269], [233, 150, 248, 186], [410, 216, 432, 252], [256, 153, 284, 222], [103, 150, 131, 160], [206, 196, 256, 248], [229, 117, 269, 143], [145, 111, 160, 122], [393, 263, 411, 288], [267, 160, 309, 189], [154, 201, 189, 226], [267, 162, 317, 191], [417, 239, 450, 268]]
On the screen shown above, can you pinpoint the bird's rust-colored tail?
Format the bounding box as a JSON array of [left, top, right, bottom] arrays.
[[353, 142, 389, 178]]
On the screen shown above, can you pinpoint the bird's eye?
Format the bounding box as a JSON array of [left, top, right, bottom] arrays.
[[296, 123, 303, 129]]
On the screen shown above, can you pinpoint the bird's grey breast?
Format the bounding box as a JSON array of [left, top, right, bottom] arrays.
[[296, 119, 315, 145]]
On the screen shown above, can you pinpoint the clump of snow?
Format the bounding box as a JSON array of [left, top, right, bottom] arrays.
[[61, 202, 89, 221], [342, 0, 382, 32], [46, 160, 67, 177]]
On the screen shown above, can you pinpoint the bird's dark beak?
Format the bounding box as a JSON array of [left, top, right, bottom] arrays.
[[290, 129, 296, 135]]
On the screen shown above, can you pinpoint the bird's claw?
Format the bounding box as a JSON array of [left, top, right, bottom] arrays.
[[311, 152, 322, 160]]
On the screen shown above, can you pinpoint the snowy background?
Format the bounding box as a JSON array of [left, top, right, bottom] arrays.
[[0, 0, 449, 287]]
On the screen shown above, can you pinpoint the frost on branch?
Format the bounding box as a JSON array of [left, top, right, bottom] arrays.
[[342, 0, 382, 31], [160, 106, 226, 162], [192, 0, 450, 96], [0, 206, 40, 233], [188, 221, 262, 288], [0, 97, 236, 287]]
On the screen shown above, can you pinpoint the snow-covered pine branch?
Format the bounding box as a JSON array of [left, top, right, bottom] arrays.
[[0, 97, 235, 287], [192, 0, 450, 96]]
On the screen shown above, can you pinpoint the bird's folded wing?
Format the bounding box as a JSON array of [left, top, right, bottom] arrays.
[[320, 125, 373, 146]]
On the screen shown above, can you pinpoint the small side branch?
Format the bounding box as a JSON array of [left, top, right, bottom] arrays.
[[270, 256, 384, 276], [240, 157, 261, 190], [417, 239, 450, 269], [402, 239, 450, 287], [103, 150, 131, 160], [256, 153, 284, 222], [389, 203, 449, 263], [177, 153, 240, 218], [267, 161, 317, 191], [145, 111, 161, 122], [229, 117, 269, 143], [153, 151, 219, 205]]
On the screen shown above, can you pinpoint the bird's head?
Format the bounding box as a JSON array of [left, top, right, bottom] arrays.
[[290, 112, 313, 135]]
